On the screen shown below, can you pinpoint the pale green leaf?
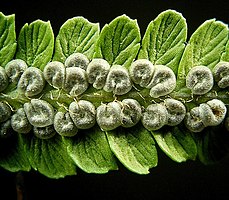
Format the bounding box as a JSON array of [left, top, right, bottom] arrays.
[[138, 10, 187, 73], [177, 19, 228, 89], [0, 12, 17, 67], [53, 17, 99, 62], [94, 15, 141, 68], [22, 134, 76, 178], [221, 34, 229, 61], [16, 20, 54, 70], [0, 134, 31, 172], [152, 126, 197, 162], [106, 125, 157, 174], [65, 126, 118, 174]]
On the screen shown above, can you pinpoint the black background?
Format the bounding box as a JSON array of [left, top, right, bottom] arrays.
[[1, 0, 229, 199]]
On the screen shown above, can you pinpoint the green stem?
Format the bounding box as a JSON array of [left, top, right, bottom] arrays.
[[1, 84, 229, 111]]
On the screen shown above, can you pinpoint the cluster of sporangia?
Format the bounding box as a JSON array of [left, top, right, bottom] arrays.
[[1, 52, 229, 139]]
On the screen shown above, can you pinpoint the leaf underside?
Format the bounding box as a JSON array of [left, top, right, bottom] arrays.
[[0, 12, 17, 67], [53, 17, 99, 62], [221, 38, 229, 62], [152, 126, 197, 163], [93, 14, 141, 68], [22, 134, 76, 179], [138, 9, 187, 74], [0, 134, 31, 172], [65, 126, 118, 174], [0, 10, 229, 178], [106, 125, 158, 174], [177, 19, 228, 89], [16, 20, 54, 70]]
